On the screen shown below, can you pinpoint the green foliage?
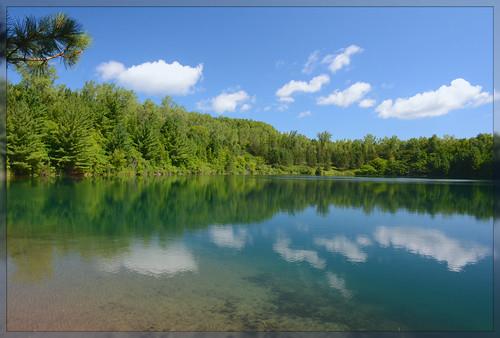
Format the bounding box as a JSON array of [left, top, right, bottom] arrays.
[[129, 100, 164, 165], [38, 88, 106, 176], [355, 164, 377, 177], [7, 12, 90, 74], [6, 100, 48, 176], [368, 158, 388, 174], [6, 77, 494, 179], [161, 113, 193, 168]]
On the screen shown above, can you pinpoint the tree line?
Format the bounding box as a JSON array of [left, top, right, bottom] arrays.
[[4, 12, 494, 179], [6, 69, 493, 178]]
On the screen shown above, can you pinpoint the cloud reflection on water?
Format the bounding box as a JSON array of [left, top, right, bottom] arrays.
[[314, 236, 368, 263], [326, 272, 353, 299], [97, 241, 198, 277], [374, 226, 490, 272], [209, 225, 248, 250], [356, 235, 372, 247], [273, 237, 326, 269]]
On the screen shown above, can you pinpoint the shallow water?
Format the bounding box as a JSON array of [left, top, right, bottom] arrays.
[[7, 176, 493, 331]]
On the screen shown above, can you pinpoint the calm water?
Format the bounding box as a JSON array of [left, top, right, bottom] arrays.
[[7, 176, 493, 331]]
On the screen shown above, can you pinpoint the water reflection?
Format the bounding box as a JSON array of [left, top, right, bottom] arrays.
[[209, 225, 248, 250], [326, 272, 352, 299], [373, 226, 489, 272], [6, 177, 494, 331], [7, 177, 494, 241], [315, 236, 368, 263], [8, 238, 55, 283], [97, 240, 198, 277], [356, 235, 372, 247], [273, 237, 326, 269]]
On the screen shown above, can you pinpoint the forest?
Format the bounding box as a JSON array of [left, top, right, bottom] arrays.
[[6, 68, 493, 179], [4, 12, 495, 179]]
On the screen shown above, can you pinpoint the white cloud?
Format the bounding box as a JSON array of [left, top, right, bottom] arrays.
[[273, 238, 326, 269], [359, 98, 376, 108], [297, 111, 312, 118], [302, 50, 320, 74], [315, 236, 368, 263], [261, 103, 289, 112], [96, 59, 203, 96], [96, 60, 125, 80], [209, 225, 248, 250], [240, 103, 252, 112], [277, 103, 289, 111], [375, 78, 493, 119], [374, 226, 490, 272], [198, 90, 252, 114], [276, 74, 330, 103], [322, 45, 363, 73], [317, 82, 371, 107]]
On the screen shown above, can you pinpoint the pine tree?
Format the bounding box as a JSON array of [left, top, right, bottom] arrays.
[[161, 115, 194, 168], [128, 101, 164, 165], [6, 100, 48, 175], [46, 93, 100, 175], [6, 13, 90, 74]]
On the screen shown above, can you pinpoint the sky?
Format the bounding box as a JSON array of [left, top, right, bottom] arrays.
[[7, 7, 494, 140]]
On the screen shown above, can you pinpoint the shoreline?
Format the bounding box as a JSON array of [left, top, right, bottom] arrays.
[[5, 173, 494, 184]]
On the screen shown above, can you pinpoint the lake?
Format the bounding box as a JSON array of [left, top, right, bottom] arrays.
[[6, 176, 494, 331]]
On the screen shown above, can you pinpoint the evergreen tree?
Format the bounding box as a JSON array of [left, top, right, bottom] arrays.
[[6, 13, 90, 73], [46, 93, 104, 175], [6, 100, 48, 175]]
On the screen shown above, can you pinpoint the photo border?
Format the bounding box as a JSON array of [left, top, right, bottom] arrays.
[[0, 1, 498, 337]]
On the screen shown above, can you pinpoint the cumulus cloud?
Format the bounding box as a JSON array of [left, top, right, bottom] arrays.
[[96, 59, 203, 96], [198, 90, 252, 114], [97, 60, 125, 80], [302, 50, 320, 74], [209, 225, 248, 250], [276, 74, 330, 103], [375, 78, 493, 119], [317, 82, 371, 107], [315, 236, 368, 263], [322, 45, 363, 73], [359, 98, 376, 108], [297, 111, 312, 118], [273, 238, 326, 269], [374, 226, 490, 272]]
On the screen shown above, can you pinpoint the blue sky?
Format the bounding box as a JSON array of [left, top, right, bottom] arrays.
[[8, 7, 494, 140]]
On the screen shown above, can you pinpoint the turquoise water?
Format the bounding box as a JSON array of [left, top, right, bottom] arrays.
[[7, 176, 493, 331]]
